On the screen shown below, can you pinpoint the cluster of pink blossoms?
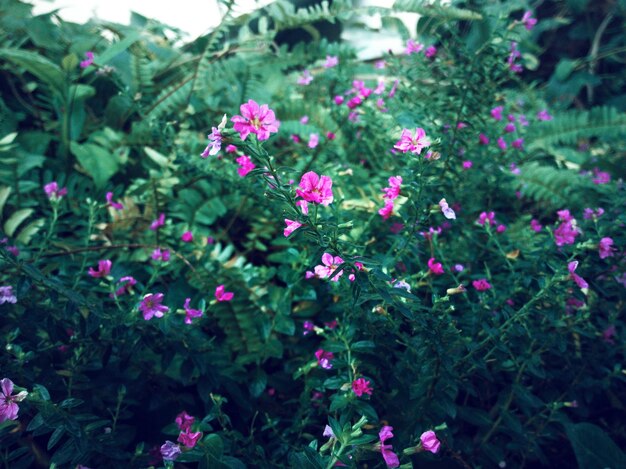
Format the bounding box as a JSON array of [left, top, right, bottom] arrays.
[[160, 411, 203, 462], [554, 210, 580, 246], [296, 171, 334, 206], [405, 39, 437, 58], [379, 176, 402, 220], [477, 211, 506, 233], [44, 181, 67, 201]]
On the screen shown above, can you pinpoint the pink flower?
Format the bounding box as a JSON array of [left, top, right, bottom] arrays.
[[462, 160, 473, 169], [379, 199, 395, 220], [583, 207, 604, 220], [183, 298, 203, 324], [477, 211, 495, 226], [324, 55, 338, 68], [496, 224, 507, 233], [420, 430, 441, 454], [181, 231, 193, 243], [314, 253, 345, 282], [303, 321, 315, 336], [175, 411, 195, 431], [394, 128, 431, 155], [439, 198, 456, 220], [537, 110, 553, 121], [479, 133, 490, 145], [1, 379, 27, 422], [150, 213, 165, 231], [300, 115, 309, 124], [568, 261, 588, 290], [382, 176, 402, 200], [80, 51, 94, 68], [151, 248, 170, 262], [428, 257, 445, 275], [236, 155, 256, 177], [491, 106, 503, 121], [215, 285, 234, 302], [106, 192, 124, 210], [296, 171, 334, 206], [472, 279, 492, 291], [315, 349, 334, 369], [334, 95, 344, 105], [201, 127, 222, 157], [592, 168, 611, 185], [139, 293, 169, 320], [296, 200, 309, 215], [554, 215, 579, 246], [405, 39, 424, 55], [326, 131, 336, 140], [497, 137, 507, 150], [284, 219, 303, 237], [375, 60, 386, 69], [88, 260, 112, 278], [0, 286, 17, 304], [308, 133, 319, 149], [352, 378, 373, 397], [378, 426, 400, 468], [231, 99, 279, 141], [44, 181, 67, 200], [599, 237, 615, 259], [521, 11, 537, 30], [113, 276, 136, 297], [347, 96, 362, 109], [388, 79, 399, 98], [226, 144, 237, 153], [602, 325, 616, 344], [297, 69, 313, 85], [508, 42, 523, 73], [424, 45, 437, 58], [178, 429, 202, 448], [512, 138, 524, 149], [530, 219, 543, 232], [504, 123, 516, 133]]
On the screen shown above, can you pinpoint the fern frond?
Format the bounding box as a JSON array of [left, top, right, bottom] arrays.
[[392, 0, 483, 20]]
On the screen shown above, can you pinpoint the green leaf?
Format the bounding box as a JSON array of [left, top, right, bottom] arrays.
[[70, 142, 120, 188], [0, 48, 65, 97], [96, 32, 142, 65], [564, 422, 626, 469], [47, 426, 65, 450], [4, 208, 33, 236], [0, 186, 10, 218]]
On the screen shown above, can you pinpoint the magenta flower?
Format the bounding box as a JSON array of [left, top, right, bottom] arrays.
[[175, 411, 195, 431], [439, 198, 456, 219], [139, 293, 169, 320], [113, 276, 136, 297], [315, 349, 334, 369], [201, 127, 222, 157], [378, 426, 400, 468], [0, 379, 27, 422], [0, 286, 17, 304], [44, 181, 67, 200], [106, 192, 124, 210], [530, 219, 543, 232], [181, 231, 193, 243], [231, 99, 279, 141], [424, 45, 437, 58], [497, 137, 507, 150], [226, 144, 237, 153], [151, 248, 171, 262], [308, 133, 319, 149], [347, 96, 362, 109], [334, 95, 344, 105], [592, 168, 611, 185], [297, 69, 313, 85], [420, 430, 441, 454], [521, 10, 537, 30], [375, 60, 386, 69], [496, 224, 507, 233], [568, 261, 588, 290], [150, 213, 165, 231], [284, 219, 303, 237], [554, 214, 579, 246], [88, 260, 112, 278], [178, 428, 202, 448], [462, 160, 473, 170], [296, 200, 309, 215], [80, 51, 94, 68], [473, 279, 492, 291], [479, 133, 490, 145], [236, 155, 256, 177], [296, 171, 334, 206], [382, 176, 402, 200], [491, 106, 503, 121], [508, 42, 523, 73], [428, 257, 445, 275], [215, 285, 234, 302], [405, 39, 424, 55], [504, 123, 516, 133], [324, 55, 339, 68], [160, 441, 181, 461], [352, 378, 373, 397], [477, 211, 496, 226], [314, 253, 345, 282], [599, 237, 615, 259], [183, 298, 203, 324], [394, 128, 431, 155], [583, 207, 604, 220], [303, 320, 315, 336], [512, 138, 524, 149], [537, 110, 553, 121]]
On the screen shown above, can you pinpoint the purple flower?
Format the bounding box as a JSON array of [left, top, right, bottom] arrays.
[[420, 430, 441, 453], [183, 298, 203, 324], [150, 213, 165, 231], [491, 106, 503, 121], [88, 260, 112, 278], [297, 69, 313, 85], [424, 45, 437, 58], [231, 100, 279, 141], [537, 110, 553, 121], [151, 248, 170, 262], [473, 279, 492, 291], [139, 293, 169, 320], [599, 237, 615, 259], [568, 261, 588, 290], [0, 378, 27, 422], [112, 276, 136, 297], [521, 11, 537, 30], [323, 55, 338, 68], [315, 349, 334, 369], [175, 411, 195, 431], [0, 286, 17, 304], [80, 51, 94, 68], [160, 441, 181, 461], [378, 426, 400, 468], [201, 127, 222, 157], [106, 192, 124, 210], [44, 181, 67, 200]]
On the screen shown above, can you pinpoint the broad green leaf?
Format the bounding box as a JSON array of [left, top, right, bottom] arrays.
[[0, 48, 65, 96], [4, 208, 33, 236], [70, 142, 120, 188], [565, 422, 626, 469], [96, 32, 142, 65], [0, 186, 10, 217], [16, 218, 45, 245]]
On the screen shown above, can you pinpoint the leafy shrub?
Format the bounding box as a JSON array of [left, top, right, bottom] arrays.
[[1, 0, 625, 468]]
